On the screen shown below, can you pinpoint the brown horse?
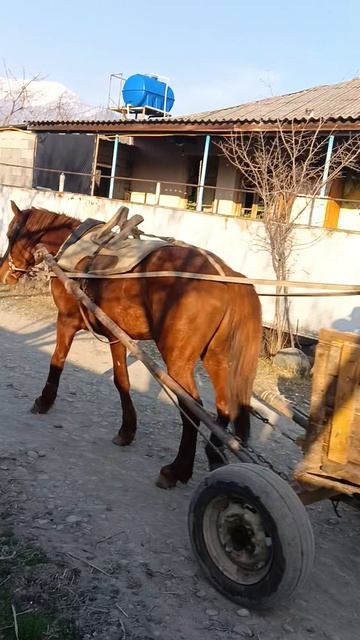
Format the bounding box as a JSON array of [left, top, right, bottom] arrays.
[[0, 201, 262, 488]]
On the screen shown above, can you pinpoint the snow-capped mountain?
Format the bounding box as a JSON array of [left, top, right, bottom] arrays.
[[0, 77, 118, 124]]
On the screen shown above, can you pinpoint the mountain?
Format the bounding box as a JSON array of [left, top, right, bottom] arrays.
[[0, 77, 118, 124]]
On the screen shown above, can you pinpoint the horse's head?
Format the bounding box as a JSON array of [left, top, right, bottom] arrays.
[[0, 201, 77, 285], [0, 202, 32, 285]]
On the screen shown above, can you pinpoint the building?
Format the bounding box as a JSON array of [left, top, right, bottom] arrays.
[[17, 77, 360, 231]]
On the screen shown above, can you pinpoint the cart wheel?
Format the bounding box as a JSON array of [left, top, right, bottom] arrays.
[[188, 464, 314, 609]]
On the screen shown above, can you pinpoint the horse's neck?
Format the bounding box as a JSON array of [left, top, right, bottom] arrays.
[[38, 214, 79, 255]]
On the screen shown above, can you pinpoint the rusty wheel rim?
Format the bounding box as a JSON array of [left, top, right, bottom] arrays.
[[202, 495, 273, 585]]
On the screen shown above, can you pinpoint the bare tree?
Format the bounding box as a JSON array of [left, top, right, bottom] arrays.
[[0, 65, 42, 126], [219, 121, 360, 355], [50, 90, 75, 120], [0, 66, 82, 125]]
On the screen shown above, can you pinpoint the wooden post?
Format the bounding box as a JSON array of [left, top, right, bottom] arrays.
[[90, 134, 100, 196], [323, 177, 344, 229], [109, 136, 119, 199], [58, 172, 65, 192], [250, 194, 259, 219], [196, 135, 211, 212], [327, 341, 360, 464], [155, 181, 161, 205]]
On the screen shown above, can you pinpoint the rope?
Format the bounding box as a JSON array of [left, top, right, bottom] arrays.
[[12, 264, 360, 297], [7, 215, 359, 297], [77, 301, 123, 345], [47, 270, 360, 297]]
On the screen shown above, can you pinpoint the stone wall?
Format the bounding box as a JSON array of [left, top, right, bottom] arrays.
[[0, 129, 36, 188]]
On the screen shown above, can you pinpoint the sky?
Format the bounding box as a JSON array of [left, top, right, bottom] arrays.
[[2, 0, 360, 115]]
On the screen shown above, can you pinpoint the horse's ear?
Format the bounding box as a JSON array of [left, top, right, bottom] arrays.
[[10, 201, 22, 217]]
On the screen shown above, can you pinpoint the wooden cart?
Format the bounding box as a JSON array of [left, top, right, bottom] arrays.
[[295, 328, 360, 500]]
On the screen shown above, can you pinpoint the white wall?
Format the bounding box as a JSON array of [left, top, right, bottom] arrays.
[[1, 185, 359, 337], [292, 195, 360, 231], [291, 196, 327, 226], [337, 207, 360, 232]]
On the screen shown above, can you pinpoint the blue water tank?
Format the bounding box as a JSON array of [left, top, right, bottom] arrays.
[[122, 74, 175, 113]]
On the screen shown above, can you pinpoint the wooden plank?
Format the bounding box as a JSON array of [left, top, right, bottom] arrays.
[[295, 469, 360, 495], [349, 414, 360, 465], [323, 177, 344, 229], [327, 343, 360, 464], [250, 194, 259, 219], [308, 342, 331, 428], [298, 329, 360, 492], [321, 460, 360, 486], [326, 344, 342, 375], [319, 328, 360, 345], [299, 340, 332, 474]]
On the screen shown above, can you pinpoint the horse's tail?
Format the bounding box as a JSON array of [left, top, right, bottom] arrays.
[[226, 283, 262, 444]]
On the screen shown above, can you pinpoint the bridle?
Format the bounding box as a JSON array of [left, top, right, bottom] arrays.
[[0, 217, 33, 283], [1, 215, 102, 285], [7, 252, 28, 279]]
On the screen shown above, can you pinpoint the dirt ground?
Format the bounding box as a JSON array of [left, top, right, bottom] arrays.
[[0, 288, 359, 640]]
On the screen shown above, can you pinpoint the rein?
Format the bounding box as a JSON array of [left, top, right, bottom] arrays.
[[77, 301, 123, 345], [0, 219, 29, 282], [5, 215, 360, 298], [49, 270, 360, 297], [4, 217, 102, 280]]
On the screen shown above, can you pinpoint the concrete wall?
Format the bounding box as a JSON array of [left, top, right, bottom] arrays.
[[290, 196, 326, 226], [291, 194, 360, 231], [338, 175, 360, 231], [0, 130, 36, 188], [214, 158, 241, 216], [130, 138, 188, 208], [337, 207, 360, 231], [1, 184, 359, 337]]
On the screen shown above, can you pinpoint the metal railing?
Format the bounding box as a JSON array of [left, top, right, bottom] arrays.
[[1, 160, 360, 226], [0, 160, 262, 218]]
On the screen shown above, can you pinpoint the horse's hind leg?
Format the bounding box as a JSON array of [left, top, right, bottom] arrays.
[[110, 342, 137, 446], [31, 312, 80, 414], [156, 348, 201, 489], [201, 341, 231, 471]]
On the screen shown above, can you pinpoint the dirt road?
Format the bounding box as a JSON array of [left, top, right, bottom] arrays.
[[0, 293, 359, 640]]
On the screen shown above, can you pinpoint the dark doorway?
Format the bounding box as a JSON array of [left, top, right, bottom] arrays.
[[33, 133, 95, 194]]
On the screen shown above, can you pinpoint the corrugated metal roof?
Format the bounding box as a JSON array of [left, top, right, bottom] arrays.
[[29, 119, 126, 126], [169, 77, 360, 124], [28, 78, 360, 130]]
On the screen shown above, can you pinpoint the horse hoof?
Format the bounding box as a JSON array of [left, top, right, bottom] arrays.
[[112, 433, 133, 447], [31, 399, 49, 414], [155, 472, 177, 490]]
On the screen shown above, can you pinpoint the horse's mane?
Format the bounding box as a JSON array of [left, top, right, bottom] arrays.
[[25, 207, 78, 234]]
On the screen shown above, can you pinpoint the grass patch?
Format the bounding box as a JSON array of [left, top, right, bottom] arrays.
[[0, 609, 81, 640], [0, 528, 81, 640], [19, 546, 48, 568]]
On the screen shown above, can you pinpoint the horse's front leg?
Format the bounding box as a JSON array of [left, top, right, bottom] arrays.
[[110, 342, 137, 446], [31, 312, 80, 414]]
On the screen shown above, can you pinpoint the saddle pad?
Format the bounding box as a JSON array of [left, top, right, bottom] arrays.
[[57, 227, 171, 275]]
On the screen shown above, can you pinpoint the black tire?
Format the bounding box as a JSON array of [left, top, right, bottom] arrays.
[[188, 464, 314, 609]]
